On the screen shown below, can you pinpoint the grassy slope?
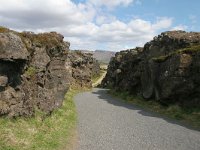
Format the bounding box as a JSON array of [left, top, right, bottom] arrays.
[[109, 90, 200, 129], [92, 70, 106, 84], [0, 89, 78, 150], [92, 64, 108, 84]]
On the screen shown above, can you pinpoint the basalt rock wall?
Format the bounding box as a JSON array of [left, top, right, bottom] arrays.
[[102, 31, 200, 107], [0, 27, 98, 117], [68, 50, 100, 88]]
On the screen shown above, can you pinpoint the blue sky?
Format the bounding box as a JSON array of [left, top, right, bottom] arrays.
[[115, 0, 199, 30], [0, 0, 199, 51]]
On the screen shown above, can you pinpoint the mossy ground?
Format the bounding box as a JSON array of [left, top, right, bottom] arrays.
[[0, 89, 78, 150], [109, 90, 200, 129]]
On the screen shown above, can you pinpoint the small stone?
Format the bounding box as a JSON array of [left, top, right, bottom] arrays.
[[0, 76, 8, 87]]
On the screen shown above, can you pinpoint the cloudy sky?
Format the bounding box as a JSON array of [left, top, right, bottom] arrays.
[[0, 0, 199, 51]]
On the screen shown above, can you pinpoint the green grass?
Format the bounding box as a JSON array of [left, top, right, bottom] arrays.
[[0, 89, 78, 150], [109, 90, 200, 129], [92, 70, 105, 83], [152, 45, 200, 63]]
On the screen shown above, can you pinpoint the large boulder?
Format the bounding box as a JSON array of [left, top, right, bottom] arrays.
[[0, 32, 29, 60], [0, 28, 72, 117], [141, 31, 200, 100], [150, 46, 200, 106]]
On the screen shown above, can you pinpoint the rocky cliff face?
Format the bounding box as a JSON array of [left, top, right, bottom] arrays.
[[102, 31, 200, 107], [68, 50, 100, 88], [0, 27, 98, 117], [102, 47, 143, 93]]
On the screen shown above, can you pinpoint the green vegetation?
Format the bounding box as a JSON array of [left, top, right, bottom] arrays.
[[0, 26, 9, 33], [19, 32, 61, 48], [92, 64, 108, 84], [109, 90, 200, 128], [25, 67, 36, 77], [92, 70, 105, 83], [152, 45, 200, 63], [0, 89, 78, 150]]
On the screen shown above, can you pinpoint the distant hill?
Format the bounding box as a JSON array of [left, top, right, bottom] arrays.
[[94, 50, 116, 64], [80, 50, 116, 64]]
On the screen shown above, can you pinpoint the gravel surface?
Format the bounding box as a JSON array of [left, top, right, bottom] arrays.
[[74, 88, 200, 150]]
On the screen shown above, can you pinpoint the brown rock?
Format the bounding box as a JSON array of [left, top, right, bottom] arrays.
[[0, 32, 29, 60], [0, 29, 67, 117], [0, 27, 96, 117], [0, 76, 8, 87]]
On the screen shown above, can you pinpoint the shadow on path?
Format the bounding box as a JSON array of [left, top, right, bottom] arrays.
[[92, 88, 200, 132]]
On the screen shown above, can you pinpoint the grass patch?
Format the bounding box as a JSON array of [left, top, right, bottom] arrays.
[[92, 70, 105, 83], [0, 89, 78, 150], [109, 90, 200, 129], [152, 45, 200, 63], [0, 26, 10, 33]]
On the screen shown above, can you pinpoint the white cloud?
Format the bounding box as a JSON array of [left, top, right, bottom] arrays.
[[0, 0, 95, 29], [0, 0, 176, 51], [152, 17, 173, 30], [95, 15, 116, 25], [89, 0, 134, 8], [171, 25, 188, 31]]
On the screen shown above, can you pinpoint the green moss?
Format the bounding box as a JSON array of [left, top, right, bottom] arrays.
[[179, 45, 200, 53], [25, 67, 36, 77], [152, 45, 200, 63], [152, 55, 170, 62]]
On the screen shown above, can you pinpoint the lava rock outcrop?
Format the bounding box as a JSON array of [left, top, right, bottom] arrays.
[[102, 31, 200, 107], [0, 27, 99, 117], [68, 50, 100, 88]]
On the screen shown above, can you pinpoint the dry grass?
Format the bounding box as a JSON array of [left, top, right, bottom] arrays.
[[0, 26, 10, 33]]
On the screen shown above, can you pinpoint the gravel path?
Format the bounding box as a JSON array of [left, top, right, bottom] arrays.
[[74, 88, 200, 150]]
